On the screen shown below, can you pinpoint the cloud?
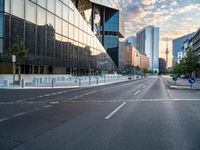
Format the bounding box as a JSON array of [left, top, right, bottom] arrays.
[[124, 0, 200, 66]]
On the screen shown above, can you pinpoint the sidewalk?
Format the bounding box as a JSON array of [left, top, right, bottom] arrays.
[[162, 75, 200, 90], [0, 75, 144, 89]]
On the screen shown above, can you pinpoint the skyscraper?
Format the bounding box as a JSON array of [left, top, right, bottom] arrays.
[[136, 26, 159, 72], [0, 0, 124, 74]]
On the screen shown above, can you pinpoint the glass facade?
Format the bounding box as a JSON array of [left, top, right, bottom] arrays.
[[1, 0, 115, 74], [0, 0, 3, 55]]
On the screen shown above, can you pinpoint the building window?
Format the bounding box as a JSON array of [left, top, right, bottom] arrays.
[[37, 0, 46, 8], [63, 4, 68, 22], [11, 0, 24, 19], [56, 0, 62, 18], [55, 17, 62, 34], [0, 13, 3, 37], [47, 12, 54, 28], [37, 6, 46, 25], [0, 0, 3, 11], [25, 0, 36, 24], [63, 21, 68, 37], [0, 39, 3, 54], [5, 0, 10, 13]]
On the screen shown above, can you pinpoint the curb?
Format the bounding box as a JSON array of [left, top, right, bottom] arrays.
[[162, 77, 200, 91]]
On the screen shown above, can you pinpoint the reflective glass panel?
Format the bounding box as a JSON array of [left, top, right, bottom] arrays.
[[0, 13, 3, 37], [55, 17, 62, 34], [69, 24, 74, 39], [47, 12, 54, 28], [0, 0, 3, 11], [63, 4, 68, 21], [11, 0, 24, 19], [62, 0, 68, 6], [69, 9, 74, 24], [56, 0, 62, 17], [37, 6, 46, 25], [47, 0, 54, 13], [37, 0, 46, 8], [63, 21, 68, 37], [5, 0, 10, 13], [0, 39, 3, 54], [25, 0, 36, 24]]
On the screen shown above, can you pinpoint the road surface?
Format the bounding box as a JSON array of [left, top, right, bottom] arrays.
[[0, 76, 200, 150]]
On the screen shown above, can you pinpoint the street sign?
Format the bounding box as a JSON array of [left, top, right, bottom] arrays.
[[172, 75, 178, 81], [188, 77, 195, 84], [12, 55, 16, 63]]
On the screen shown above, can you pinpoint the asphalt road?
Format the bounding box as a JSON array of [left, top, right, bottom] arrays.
[[0, 76, 200, 150]]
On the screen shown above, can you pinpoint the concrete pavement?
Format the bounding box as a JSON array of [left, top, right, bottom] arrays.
[[162, 75, 200, 90], [0, 76, 200, 150]]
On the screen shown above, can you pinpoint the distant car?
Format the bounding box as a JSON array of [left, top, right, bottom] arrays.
[[180, 75, 189, 79]]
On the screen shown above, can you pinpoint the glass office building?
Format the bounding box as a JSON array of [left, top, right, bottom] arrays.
[[72, 0, 124, 68], [0, 0, 123, 74]]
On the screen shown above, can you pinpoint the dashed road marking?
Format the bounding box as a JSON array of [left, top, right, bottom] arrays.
[[43, 105, 52, 108], [29, 97, 35, 100], [105, 102, 127, 120], [44, 94, 51, 97], [134, 90, 141, 95], [16, 99, 26, 103], [49, 101, 59, 104], [13, 112, 26, 117], [0, 117, 9, 122]]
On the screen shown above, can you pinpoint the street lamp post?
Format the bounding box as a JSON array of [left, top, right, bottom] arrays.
[[12, 55, 16, 85], [88, 59, 91, 85]]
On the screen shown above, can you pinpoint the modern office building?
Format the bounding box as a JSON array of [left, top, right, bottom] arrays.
[[159, 58, 166, 74], [172, 32, 194, 66], [125, 36, 137, 47], [136, 26, 159, 72], [192, 28, 200, 78], [0, 0, 124, 74], [124, 43, 149, 70]]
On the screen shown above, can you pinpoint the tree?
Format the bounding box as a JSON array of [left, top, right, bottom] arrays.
[[8, 36, 27, 83], [172, 48, 199, 76], [181, 48, 199, 75]]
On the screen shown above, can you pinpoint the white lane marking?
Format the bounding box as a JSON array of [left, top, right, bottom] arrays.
[[16, 99, 26, 103], [29, 97, 35, 100], [44, 94, 51, 97], [38, 96, 43, 98], [50, 93, 57, 95], [13, 112, 26, 117], [167, 89, 173, 98], [0, 117, 9, 122], [105, 102, 127, 120], [134, 90, 141, 95], [49, 101, 59, 104], [142, 85, 146, 89], [43, 105, 52, 108]]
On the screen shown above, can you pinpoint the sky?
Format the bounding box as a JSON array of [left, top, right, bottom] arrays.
[[124, 0, 200, 67]]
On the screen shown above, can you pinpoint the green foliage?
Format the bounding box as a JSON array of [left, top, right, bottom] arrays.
[[8, 36, 27, 64], [172, 48, 199, 75]]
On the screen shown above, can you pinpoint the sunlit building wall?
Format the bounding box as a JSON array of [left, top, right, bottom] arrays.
[[136, 26, 159, 72], [0, 0, 118, 74]]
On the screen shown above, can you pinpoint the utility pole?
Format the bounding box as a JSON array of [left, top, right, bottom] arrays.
[[165, 37, 169, 70]]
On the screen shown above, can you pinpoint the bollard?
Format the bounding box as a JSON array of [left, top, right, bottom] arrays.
[[4, 80, 9, 88], [89, 76, 91, 85], [79, 78, 81, 87], [96, 77, 99, 85], [21, 79, 25, 88], [51, 78, 54, 88]]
